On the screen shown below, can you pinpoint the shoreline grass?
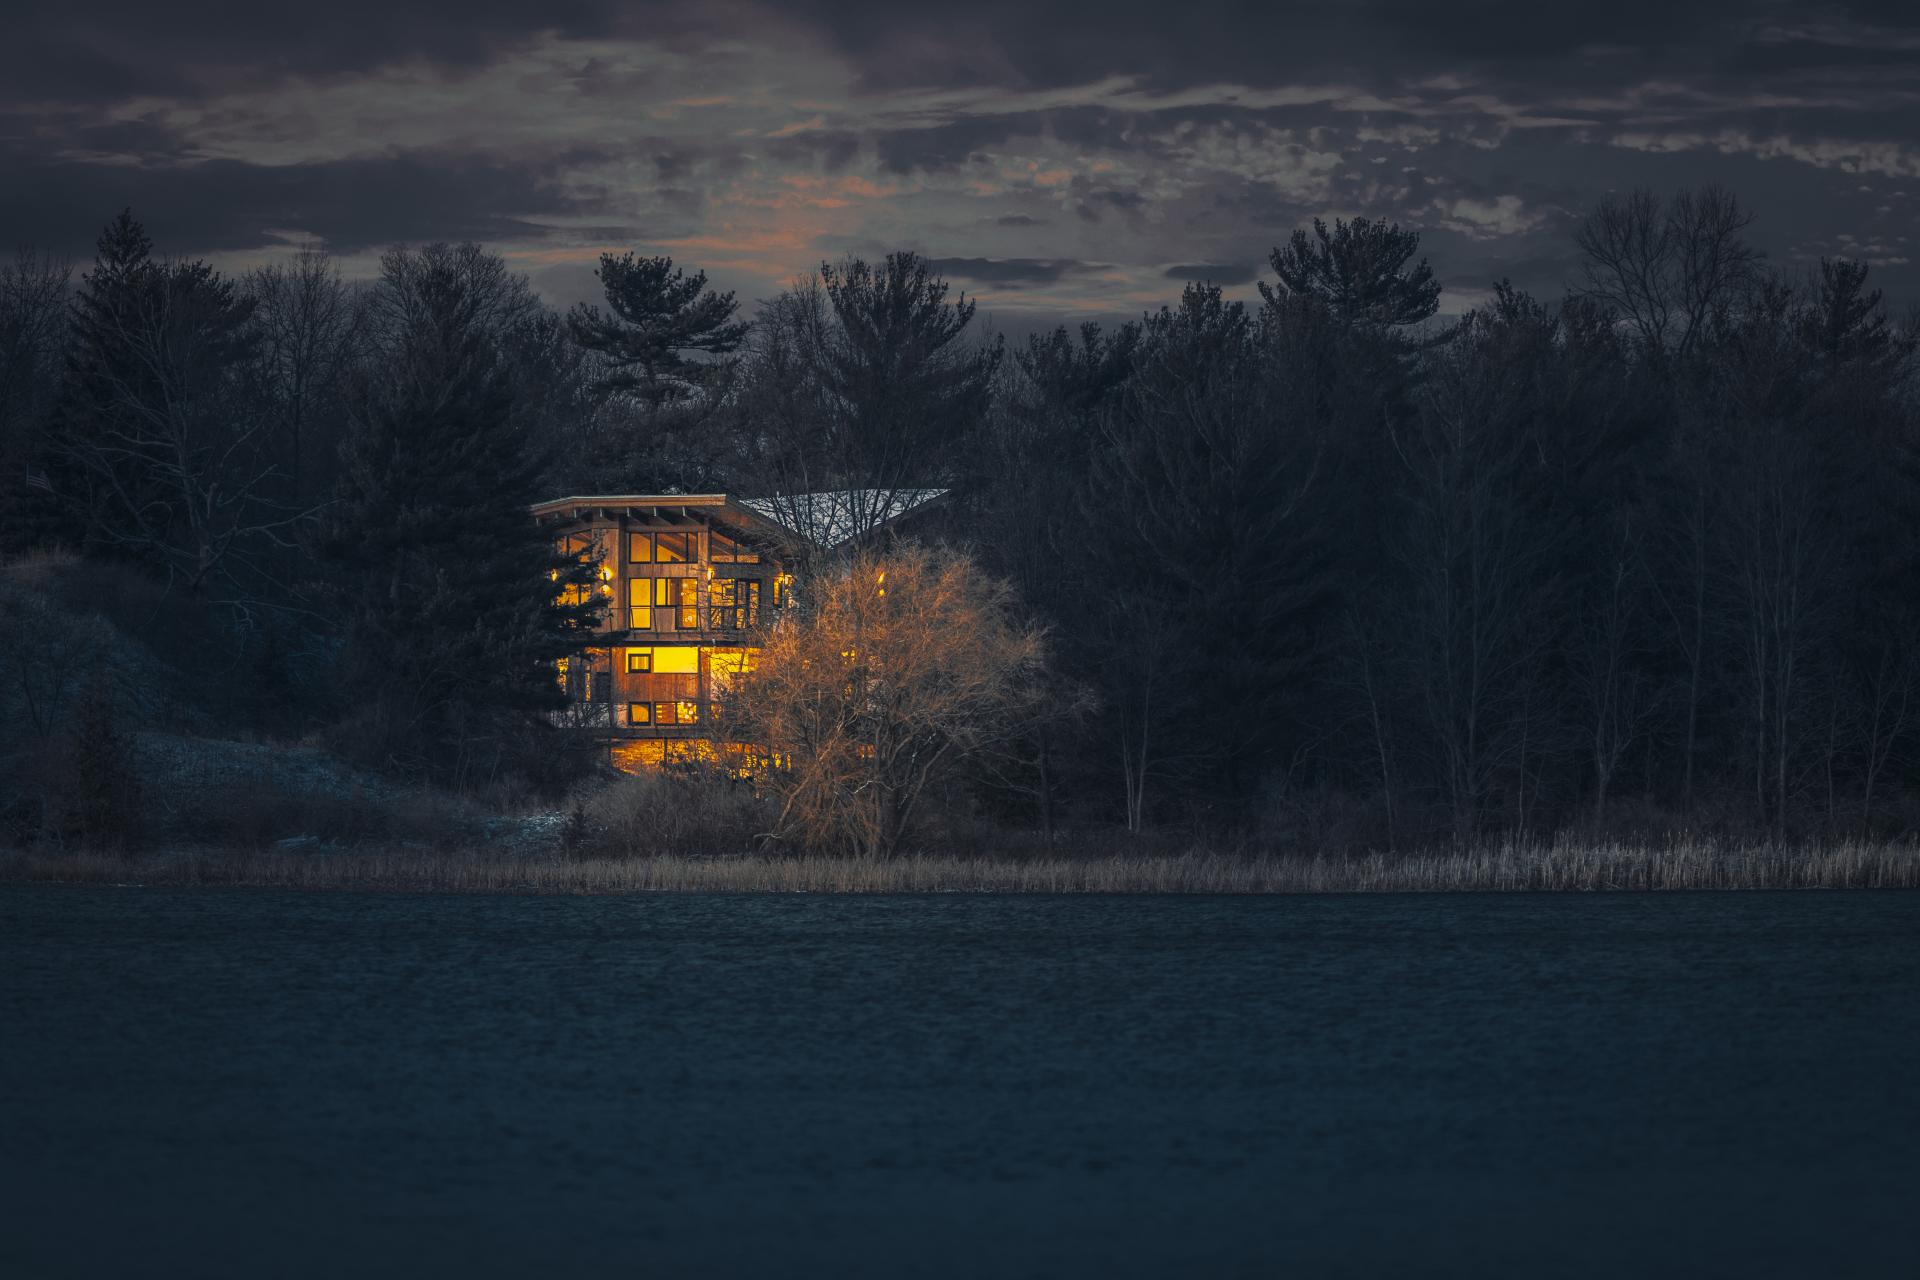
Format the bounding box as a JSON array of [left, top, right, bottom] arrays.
[[2, 839, 1917, 895]]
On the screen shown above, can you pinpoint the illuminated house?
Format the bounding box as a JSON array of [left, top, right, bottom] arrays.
[[533, 494, 798, 770], [534, 489, 946, 770]]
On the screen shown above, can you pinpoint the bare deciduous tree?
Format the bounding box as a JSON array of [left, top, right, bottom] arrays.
[[1575, 185, 1762, 360], [245, 246, 363, 506], [1388, 308, 1567, 841], [722, 545, 1046, 856], [0, 250, 70, 446]]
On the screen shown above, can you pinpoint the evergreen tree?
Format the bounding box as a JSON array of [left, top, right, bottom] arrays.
[[44, 211, 160, 548], [48, 210, 275, 602], [0, 249, 70, 551], [329, 243, 601, 786], [1259, 216, 1441, 333], [771, 252, 1001, 544], [1078, 285, 1339, 817], [567, 253, 748, 407]]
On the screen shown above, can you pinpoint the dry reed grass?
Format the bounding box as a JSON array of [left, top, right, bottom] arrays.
[[3, 837, 1916, 895]]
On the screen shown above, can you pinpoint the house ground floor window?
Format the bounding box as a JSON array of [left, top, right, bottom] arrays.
[[655, 700, 700, 726]]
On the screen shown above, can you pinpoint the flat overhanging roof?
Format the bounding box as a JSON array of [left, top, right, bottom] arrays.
[[534, 487, 951, 551], [530, 493, 802, 548]]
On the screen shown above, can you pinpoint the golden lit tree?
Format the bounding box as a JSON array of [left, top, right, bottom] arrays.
[[722, 545, 1046, 857]]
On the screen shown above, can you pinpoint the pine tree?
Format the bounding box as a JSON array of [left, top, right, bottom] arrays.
[[329, 243, 601, 785], [47, 209, 270, 599], [567, 253, 747, 407], [1079, 285, 1339, 814], [1260, 216, 1441, 333], [43, 210, 158, 546], [751, 252, 1002, 545]]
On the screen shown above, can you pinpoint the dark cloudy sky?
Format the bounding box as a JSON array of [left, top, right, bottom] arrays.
[[8, 2, 1919, 328]]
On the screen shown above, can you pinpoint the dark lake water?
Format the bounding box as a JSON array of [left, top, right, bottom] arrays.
[[1, 888, 1915, 1278]]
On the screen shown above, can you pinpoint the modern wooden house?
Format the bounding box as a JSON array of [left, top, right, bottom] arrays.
[[533, 494, 801, 770], [535, 488, 949, 770]]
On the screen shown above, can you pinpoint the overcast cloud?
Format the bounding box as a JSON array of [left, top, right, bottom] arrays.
[[7, 2, 1918, 328]]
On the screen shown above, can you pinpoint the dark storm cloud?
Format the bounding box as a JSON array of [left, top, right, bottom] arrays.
[[767, 130, 865, 172], [775, 0, 1786, 92], [1164, 263, 1259, 286], [0, 143, 609, 257], [876, 117, 1030, 174], [3, 1, 634, 103], [927, 257, 1092, 287]]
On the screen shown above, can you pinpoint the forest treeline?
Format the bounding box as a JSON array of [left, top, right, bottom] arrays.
[[2, 186, 1917, 850]]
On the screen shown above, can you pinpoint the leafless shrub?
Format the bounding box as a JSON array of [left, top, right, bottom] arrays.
[[571, 771, 771, 859], [722, 544, 1048, 857]]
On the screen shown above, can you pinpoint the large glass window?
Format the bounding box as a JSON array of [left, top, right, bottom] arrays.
[[627, 579, 652, 630], [627, 532, 652, 563], [652, 700, 700, 726], [652, 646, 699, 675], [558, 530, 599, 560], [655, 532, 690, 563], [709, 531, 760, 564], [627, 702, 652, 726]]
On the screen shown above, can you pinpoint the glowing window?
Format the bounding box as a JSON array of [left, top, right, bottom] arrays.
[[626, 650, 652, 674], [652, 646, 699, 675], [655, 532, 689, 563], [628, 532, 652, 563], [627, 702, 651, 725]]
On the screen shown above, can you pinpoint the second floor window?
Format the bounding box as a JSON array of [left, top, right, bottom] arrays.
[[708, 578, 761, 629], [710, 531, 759, 564]]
